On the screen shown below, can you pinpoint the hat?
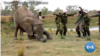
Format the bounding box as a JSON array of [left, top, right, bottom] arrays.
[[84, 11, 88, 14], [79, 9, 81, 11], [63, 10, 66, 13], [39, 10, 41, 12], [98, 10, 100, 12]]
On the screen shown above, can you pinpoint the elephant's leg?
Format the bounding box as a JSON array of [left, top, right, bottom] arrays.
[[14, 24, 19, 40], [20, 30, 23, 36], [28, 34, 36, 39], [43, 30, 53, 40]]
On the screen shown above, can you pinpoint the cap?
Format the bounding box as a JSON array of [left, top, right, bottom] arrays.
[[39, 10, 41, 12], [63, 10, 66, 13], [98, 10, 100, 12], [79, 9, 81, 11], [84, 11, 88, 14]]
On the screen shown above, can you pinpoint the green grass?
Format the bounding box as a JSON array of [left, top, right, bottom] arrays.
[[61, 36, 66, 39], [1, 16, 100, 56], [86, 36, 91, 41]]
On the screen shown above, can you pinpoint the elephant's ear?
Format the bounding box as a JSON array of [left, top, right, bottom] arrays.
[[21, 17, 33, 35]]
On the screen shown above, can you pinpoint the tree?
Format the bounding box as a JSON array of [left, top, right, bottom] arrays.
[[1, 5, 12, 15], [11, 0, 19, 15], [22, 1, 28, 7], [54, 7, 63, 14], [66, 5, 79, 14], [88, 10, 98, 15], [47, 10, 53, 15], [5, 6, 9, 15], [28, 0, 42, 13], [34, 9, 40, 15], [3, 0, 20, 15], [30, 4, 34, 12], [41, 7, 48, 15]]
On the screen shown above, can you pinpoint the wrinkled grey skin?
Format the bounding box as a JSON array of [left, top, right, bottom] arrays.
[[13, 6, 52, 42]]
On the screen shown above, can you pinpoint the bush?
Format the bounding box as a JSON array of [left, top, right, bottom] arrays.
[[61, 36, 65, 39], [86, 36, 91, 41], [19, 37, 24, 40]]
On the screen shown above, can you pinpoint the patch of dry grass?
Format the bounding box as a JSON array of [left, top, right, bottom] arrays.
[[1, 16, 13, 22]]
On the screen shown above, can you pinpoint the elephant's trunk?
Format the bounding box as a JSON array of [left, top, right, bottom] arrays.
[[43, 30, 53, 40], [35, 25, 47, 43]]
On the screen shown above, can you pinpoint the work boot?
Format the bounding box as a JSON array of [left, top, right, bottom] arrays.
[[60, 31, 62, 36], [82, 32, 86, 39], [56, 31, 58, 35], [87, 31, 90, 36], [84, 31, 87, 37], [84, 28, 87, 36], [63, 31, 67, 36], [76, 31, 81, 37]]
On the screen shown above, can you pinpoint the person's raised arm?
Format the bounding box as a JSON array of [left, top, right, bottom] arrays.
[[79, 7, 84, 16], [67, 13, 76, 16], [91, 14, 100, 17]]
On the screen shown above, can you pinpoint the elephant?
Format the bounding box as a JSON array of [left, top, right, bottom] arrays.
[[13, 6, 52, 42]]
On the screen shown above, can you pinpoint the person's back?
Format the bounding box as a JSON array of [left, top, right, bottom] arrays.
[[55, 14, 62, 24], [61, 13, 75, 24], [84, 14, 91, 25]]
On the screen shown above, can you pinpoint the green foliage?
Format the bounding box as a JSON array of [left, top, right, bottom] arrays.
[[34, 9, 40, 15], [47, 10, 53, 15], [44, 51, 51, 54], [11, 1, 19, 14], [1, 20, 7, 24], [61, 36, 66, 39], [8, 22, 14, 26], [86, 36, 91, 41], [70, 29, 73, 32], [1, 6, 12, 15], [42, 7, 48, 15], [19, 37, 24, 40], [53, 7, 63, 14], [29, 4, 34, 12], [66, 5, 79, 14], [29, 1, 42, 13], [22, 1, 28, 7]]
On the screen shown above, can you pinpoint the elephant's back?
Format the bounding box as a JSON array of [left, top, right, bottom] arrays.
[[13, 6, 34, 24]]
